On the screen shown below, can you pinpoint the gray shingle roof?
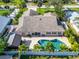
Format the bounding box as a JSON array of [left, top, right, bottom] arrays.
[[17, 11, 64, 34], [0, 16, 10, 34], [20, 14, 64, 34]]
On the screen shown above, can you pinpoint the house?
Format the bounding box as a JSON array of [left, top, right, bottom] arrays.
[[0, 16, 11, 37], [70, 17, 79, 33], [17, 9, 64, 37], [7, 33, 21, 48], [65, 11, 79, 33]]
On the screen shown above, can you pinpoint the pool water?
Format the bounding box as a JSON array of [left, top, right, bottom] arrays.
[[38, 39, 64, 51]]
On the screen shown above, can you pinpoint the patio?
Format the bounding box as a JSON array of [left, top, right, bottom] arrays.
[[22, 37, 71, 50]]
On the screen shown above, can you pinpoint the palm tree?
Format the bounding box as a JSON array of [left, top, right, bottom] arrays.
[[33, 44, 42, 52], [37, 0, 43, 9], [60, 44, 68, 51], [62, 0, 72, 4], [72, 42, 79, 52], [44, 42, 55, 52], [18, 44, 28, 59], [12, 0, 26, 8]]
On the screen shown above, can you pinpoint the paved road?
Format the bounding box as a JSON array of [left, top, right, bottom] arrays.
[[27, 3, 79, 9]]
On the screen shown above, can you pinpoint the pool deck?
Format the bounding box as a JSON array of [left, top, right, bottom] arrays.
[[22, 37, 71, 49]]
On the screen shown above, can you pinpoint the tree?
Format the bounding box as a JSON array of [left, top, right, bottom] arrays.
[[12, 0, 26, 8], [46, 0, 65, 21], [60, 44, 68, 51], [18, 44, 28, 59], [33, 44, 42, 51], [0, 38, 7, 54], [44, 42, 54, 52], [72, 42, 79, 52]]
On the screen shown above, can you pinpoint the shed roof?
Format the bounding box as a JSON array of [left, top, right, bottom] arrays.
[[7, 33, 21, 47]]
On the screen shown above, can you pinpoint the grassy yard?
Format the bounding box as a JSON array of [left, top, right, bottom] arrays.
[[0, 10, 12, 16], [37, 8, 55, 15], [70, 8, 79, 12]]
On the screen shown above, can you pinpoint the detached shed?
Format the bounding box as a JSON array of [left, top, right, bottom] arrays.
[[7, 33, 21, 48]]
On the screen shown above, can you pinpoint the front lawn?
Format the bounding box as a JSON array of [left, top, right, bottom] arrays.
[[0, 10, 12, 16], [70, 8, 79, 11], [37, 8, 55, 15]]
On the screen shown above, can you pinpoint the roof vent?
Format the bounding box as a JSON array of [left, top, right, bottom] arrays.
[[40, 18, 42, 21]]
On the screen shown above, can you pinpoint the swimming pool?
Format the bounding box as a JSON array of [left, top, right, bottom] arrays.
[[38, 39, 65, 51]]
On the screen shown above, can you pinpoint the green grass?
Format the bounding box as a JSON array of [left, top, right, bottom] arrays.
[[37, 8, 55, 15], [0, 10, 12, 16], [70, 8, 79, 11]]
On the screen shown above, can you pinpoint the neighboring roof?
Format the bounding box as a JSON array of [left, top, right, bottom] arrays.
[[7, 33, 21, 47], [0, 55, 12, 59], [19, 13, 64, 34], [0, 16, 11, 34], [26, 9, 38, 16]]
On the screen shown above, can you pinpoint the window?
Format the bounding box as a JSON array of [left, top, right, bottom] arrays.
[[32, 33, 35, 35], [46, 32, 51, 34], [32, 32, 40, 35], [52, 32, 56, 34], [58, 32, 61, 34]]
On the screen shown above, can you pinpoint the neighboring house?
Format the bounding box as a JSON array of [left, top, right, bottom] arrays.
[[74, 0, 79, 2], [0, 55, 12, 59], [0, 16, 11, 37], [65, 11, 79, 33], [17, 9, 64, 37], [7, 33, 21, 48], [70, 17, 79, 33]]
